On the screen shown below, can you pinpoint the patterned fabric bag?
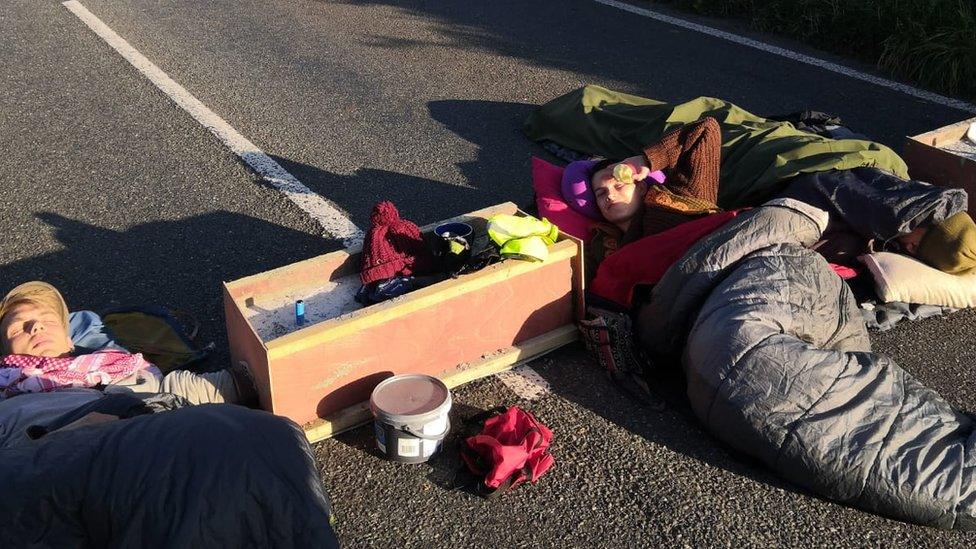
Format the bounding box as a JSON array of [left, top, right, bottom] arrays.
[[577, 306, 661, 407]]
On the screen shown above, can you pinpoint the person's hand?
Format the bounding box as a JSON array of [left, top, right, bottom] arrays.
[[613, 156, 651, 183]]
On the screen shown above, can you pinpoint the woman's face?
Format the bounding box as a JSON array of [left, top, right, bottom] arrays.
[[592, 166, 646, 226]]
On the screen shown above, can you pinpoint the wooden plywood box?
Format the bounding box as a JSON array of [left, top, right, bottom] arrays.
[[223, 202, 584, 441], [903, 116, 976, 214]]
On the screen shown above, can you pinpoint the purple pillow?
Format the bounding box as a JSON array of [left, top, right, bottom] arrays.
[[561, 160, 602, 220], [532, 157, 595, 242], [560, 160, 667, 220]]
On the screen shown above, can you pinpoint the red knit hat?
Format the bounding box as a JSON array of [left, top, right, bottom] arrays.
[[360, 202, 435, 285]]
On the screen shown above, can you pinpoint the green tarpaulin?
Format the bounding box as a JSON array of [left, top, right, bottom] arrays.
[[524, 85, 909, 208]]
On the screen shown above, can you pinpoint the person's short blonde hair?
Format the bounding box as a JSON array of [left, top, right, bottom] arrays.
[[0, 281, 70, 331]]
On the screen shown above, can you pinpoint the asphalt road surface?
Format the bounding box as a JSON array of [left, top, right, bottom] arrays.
[[3, 0, 976, 546]]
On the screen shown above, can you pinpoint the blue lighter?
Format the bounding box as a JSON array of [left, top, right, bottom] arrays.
[[295, 299, 306, 326]]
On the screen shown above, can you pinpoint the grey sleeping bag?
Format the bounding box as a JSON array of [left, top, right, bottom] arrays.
[[0, 401, 340, 547], [637, 198, 976, 529]]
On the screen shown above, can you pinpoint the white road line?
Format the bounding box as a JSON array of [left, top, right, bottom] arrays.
[[596, 0, 976, 114], [62, 1, 364, 245], [496, 365, 552, 401]]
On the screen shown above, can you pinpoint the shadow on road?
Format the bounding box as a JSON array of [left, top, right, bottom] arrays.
[[272, 121, 541, 228], [427, 99, 540, 182], [332, 401, 488, 494], [272, 155, 487, 229], [0, 211, 335, 364], [534, 343, 812, 498], [334, 0, 968, 147], [337, 0, 684, 103]]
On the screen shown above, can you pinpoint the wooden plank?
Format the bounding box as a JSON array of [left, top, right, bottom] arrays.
[[904, 136, 976, 215], [224, 202, 522, 325], [224, 248, 360, 301], [416, 201, 519, 234], [222, 283, 274, 412], [910, 116, 976, 147], [223, 201, 584, 425], [269, 258, 574, 422], [437, 324, 578, 388], [266, 241, 578, 358], [303, 401, 372, 443], [562, 231, 586, 320], [302, 324, 578, 443]]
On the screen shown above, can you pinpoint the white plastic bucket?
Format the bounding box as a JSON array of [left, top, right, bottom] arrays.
[[370, 374, 452, 464]]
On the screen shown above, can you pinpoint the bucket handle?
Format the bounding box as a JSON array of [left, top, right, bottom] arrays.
[[402, 417, 452, 440]]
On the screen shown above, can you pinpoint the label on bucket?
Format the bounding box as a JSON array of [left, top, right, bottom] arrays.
[[398, 438, 420, 457]]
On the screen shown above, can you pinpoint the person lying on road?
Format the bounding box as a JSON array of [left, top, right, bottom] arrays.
[[581, 117, 976, 277], [0, 281, 256, 405], [584, 117, 722, 275]]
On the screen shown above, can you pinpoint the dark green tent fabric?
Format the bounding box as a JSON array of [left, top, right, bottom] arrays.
[[524, 85, 909, 209]]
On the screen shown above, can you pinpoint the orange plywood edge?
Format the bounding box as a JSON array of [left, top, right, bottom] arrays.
[[566, 232, 586, 321], [226, 249, 359, 302], [222, 283, 274, 412], [904, 127, 976, 215], [223, 202, 584, 426], [224, 202, 522, 305], [270, 259, 574, 424], [910, 116, 976, 148], [302, 324, 579, 442], [266, 240, 578, 358]]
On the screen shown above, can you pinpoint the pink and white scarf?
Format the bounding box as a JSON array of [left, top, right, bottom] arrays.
[[0, 350, 153, 398]]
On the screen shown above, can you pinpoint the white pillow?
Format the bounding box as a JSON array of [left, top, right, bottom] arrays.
[[858, 252, 976, 307]]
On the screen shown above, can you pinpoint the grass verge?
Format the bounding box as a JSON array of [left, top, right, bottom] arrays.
[[652, 0, 976, 100]]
